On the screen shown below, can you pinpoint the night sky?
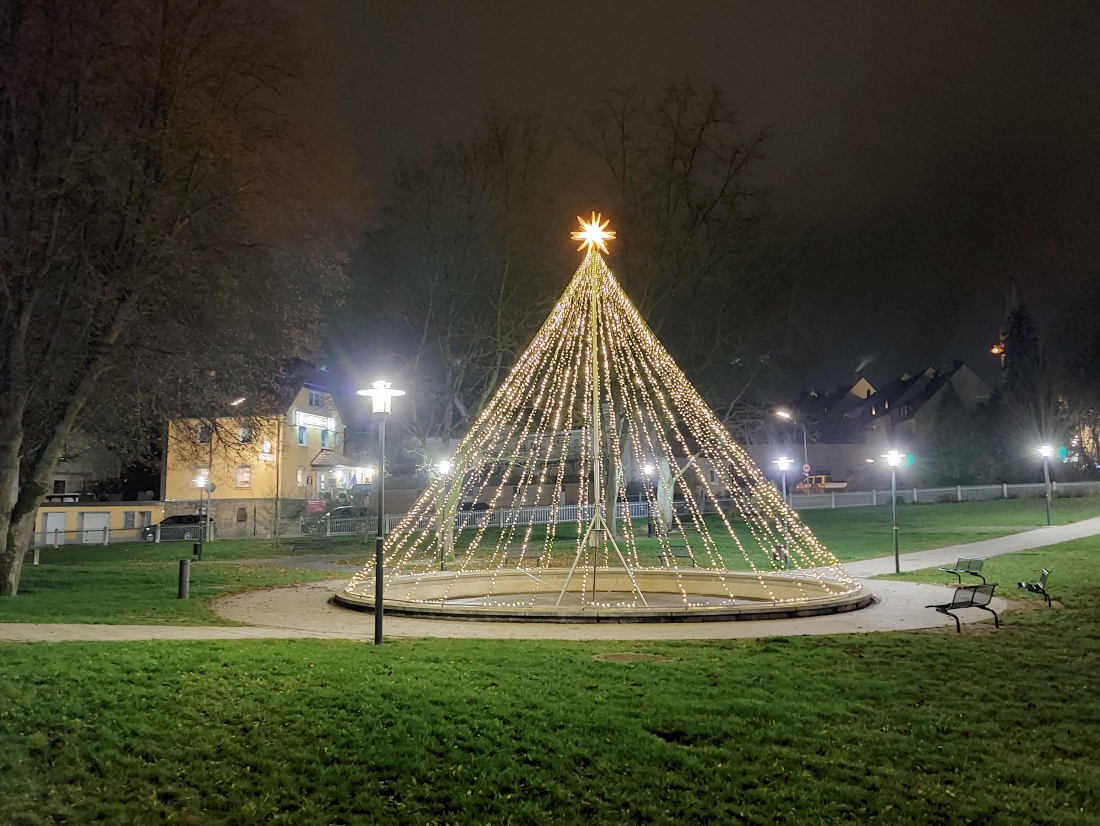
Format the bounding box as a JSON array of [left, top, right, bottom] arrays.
[[309, 0, 1100, 391]]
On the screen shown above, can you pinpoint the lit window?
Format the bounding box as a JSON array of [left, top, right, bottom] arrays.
[[195, 424, 212, 444], [238, 426, 253, 444], [296, 467, 305, 487], [298, 426, 307, 446], [196, 466, 210, 482], [236, 465, 252, 488]]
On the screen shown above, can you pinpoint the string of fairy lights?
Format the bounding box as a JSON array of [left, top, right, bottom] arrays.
[[345, 215, 858, 610]]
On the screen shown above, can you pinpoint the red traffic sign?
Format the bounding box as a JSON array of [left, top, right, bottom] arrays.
[[802, 464, 811, 475]]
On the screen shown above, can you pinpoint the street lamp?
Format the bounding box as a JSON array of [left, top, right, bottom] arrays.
[[775, 409, 809, 474], [883, 449, 906, 573], [436, 459, 454, 476], [773, 456, 794, 505], [1037, 444, 1054, 526], [357, 379, 405, 645], [192, 475, 215, 560]]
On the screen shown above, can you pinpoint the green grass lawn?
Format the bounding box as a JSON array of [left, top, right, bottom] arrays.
[[2, 537, 1099, 823], [0, 539, 359, 625], [3, 498, 1097, 626], [334, 496, 1100, 570]]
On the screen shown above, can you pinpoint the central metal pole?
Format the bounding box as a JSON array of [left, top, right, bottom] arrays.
[[1042, 456, 1052, 526], [590, 259, 602, 601], [891, 467, 900, 573], [374, 414, 386, 645], [802, 425, 809, 470], [781, 471, 788, 506]]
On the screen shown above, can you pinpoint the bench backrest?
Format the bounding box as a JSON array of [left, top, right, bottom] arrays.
[[961, 558, 984, 574], [1038, 568, 1051, 587], [949, 583, 995, 608]]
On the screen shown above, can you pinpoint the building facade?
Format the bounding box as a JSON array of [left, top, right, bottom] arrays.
[[163, 380, 370, 537]]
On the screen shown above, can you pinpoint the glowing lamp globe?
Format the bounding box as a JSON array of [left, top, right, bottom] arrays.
[[358, 379, 405, 414]]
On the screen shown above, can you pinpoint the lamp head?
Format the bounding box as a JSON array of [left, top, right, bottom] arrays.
[[773, 456, 794, 472], [883, 449, 904, 468], [1037, 444, 1055, 459], [775, 409, 793, 420], [436, 459, 454, 476], [357, 379, 405, 414], [642, 463, 656, 476]]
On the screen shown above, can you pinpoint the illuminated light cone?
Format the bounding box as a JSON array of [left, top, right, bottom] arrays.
[[343, 215, 860, 615]]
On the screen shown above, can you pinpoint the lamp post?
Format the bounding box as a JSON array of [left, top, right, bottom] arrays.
[[643, 463, 656, 537], [883, 449, 905, 573], [1037, 444, 1054, 526], [775, 409, 809, 473], [357, 379, 405, 645], [192, 476, 215, 560], [773, 456, 794, 506]]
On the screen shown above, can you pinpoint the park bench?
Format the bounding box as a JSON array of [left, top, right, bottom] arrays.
[[938, 557, 986, 584], [926, 583, 1000, 633], [660, 523, 698, 567], [1017, 568, 1053, 607], [289, 539, 337, 554]]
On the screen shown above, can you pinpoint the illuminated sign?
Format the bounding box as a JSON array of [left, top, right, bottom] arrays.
[[258, 453, 275, 462], [295, 410, 335, 430]]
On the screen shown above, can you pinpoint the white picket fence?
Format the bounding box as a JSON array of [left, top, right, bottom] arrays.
[[384, 480, 1100, 533]]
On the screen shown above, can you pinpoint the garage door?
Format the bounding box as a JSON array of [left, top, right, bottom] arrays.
[[81, 512, 110, 544], [43, 512, 67, 545]]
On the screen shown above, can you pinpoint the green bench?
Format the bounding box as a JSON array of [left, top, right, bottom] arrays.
[[938, 557, 986, 584], [927, 583, 1000, 633], [1017, 569, 1053, 607]]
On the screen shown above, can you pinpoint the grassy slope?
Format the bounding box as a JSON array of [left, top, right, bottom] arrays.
[[1, 539, 1099, 823], [0, 540, 355, 625]]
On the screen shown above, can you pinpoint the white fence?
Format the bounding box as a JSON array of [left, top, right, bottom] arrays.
[[383, 480, 1100, 533]]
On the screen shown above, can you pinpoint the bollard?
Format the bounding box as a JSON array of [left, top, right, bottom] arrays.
[[178, 559, 190, 599], [192, 542, 202, 561], [32, 546, 40, 566], [155, 524, 161, 544]]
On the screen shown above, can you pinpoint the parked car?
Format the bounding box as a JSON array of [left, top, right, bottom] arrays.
[[141, 514, 215, 542], [795, 475, 848, 494], [302, 505, 370, 535]]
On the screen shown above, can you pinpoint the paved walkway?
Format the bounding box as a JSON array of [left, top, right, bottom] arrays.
[[3, 518, 1095, 644], [845, 516, 1100, 577]]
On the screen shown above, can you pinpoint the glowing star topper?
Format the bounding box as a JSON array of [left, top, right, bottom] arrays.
[[571, 212, 616, 254]]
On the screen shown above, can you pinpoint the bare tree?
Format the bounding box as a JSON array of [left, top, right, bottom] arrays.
[[347, 107, 561, 459], [0, 0, 359, 595]]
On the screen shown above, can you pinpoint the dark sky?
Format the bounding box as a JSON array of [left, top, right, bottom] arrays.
[[309, 0, 1100, 390]]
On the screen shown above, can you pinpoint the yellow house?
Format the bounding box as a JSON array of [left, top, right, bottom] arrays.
[[163, 379, 371, 537], [34, 501, 166, 546]]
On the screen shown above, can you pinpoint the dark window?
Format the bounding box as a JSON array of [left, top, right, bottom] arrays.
[[321, 430, 330, 449], [236, 507, 248, 523], [195, 424, 212, 444], [123, 511, 135, 528], [52, 480, 66, 494], [308, 391, 323, 407], [238, 426, 254, 444], [298, 426, 307, 446]]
